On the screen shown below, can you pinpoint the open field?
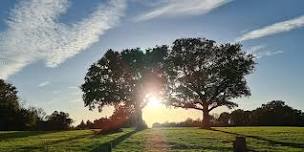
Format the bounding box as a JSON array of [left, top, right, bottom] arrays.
[[1, 127, 304, 152]]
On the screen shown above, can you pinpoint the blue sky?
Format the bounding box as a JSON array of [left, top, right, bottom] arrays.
[[0, 0, 304, 125]]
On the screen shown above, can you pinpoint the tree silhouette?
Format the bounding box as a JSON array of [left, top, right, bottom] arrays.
[[230, 109, 251, 126], [219, 100, 304, 126], [218, 112, 231, 126], [251, 100, 304, 126], [0, 79, 20, 130], [77, 120, 87, 129], [81, 47, 168, 130], [46, 111, 72, 130], [165, 38, 255, 128]]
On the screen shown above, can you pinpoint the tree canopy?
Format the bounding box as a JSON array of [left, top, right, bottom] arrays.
[[0, 79, 20, 130], [46, 111, 73, 130], [222, 100, 304, 126], [165, 38, 256, 128], [81, 38, 256, 129], [0, 79, 73, 131], [81, 47, 168, 129]]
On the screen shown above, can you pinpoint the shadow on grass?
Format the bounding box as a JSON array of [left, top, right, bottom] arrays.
[[90, 130, 138, 152], [7, 129, 137, 152], [210, 128, 304, 149], [0, 131, 56, 141], [14, 133, 93, 151], [168, 141, 233, 152]]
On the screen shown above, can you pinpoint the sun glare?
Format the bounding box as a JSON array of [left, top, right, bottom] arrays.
[[147, 95, 162, 108]]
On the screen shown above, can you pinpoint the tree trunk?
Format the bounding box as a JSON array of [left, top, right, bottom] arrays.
[[202, 109, 210, 129], [135, 106, 147, 130]]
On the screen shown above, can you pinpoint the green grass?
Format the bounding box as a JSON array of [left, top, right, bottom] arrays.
[[1, 127, 304, 152], [0, 129, 134, 152]]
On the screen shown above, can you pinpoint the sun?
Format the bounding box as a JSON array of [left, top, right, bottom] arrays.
[[146, 95, 162, 108]]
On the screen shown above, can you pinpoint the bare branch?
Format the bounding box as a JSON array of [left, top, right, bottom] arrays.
[[208, 104, 219, 112]]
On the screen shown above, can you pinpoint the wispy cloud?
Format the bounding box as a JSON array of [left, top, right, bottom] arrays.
[[135, 0, 230, 21], [38, 81, 50, 87], [237, 15, 304, 41], [0, 0, 126, 79], [68, 86, 79, 89], [248, 45, 284, 59]]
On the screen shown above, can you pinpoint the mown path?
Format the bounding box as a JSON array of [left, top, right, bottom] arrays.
[[143, 129, 169, 152]]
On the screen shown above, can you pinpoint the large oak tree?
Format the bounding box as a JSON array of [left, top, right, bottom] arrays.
[[165, 38, 255, 128], [81, 47, 168, 130]]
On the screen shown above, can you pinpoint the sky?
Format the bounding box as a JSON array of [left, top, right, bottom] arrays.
[[0, 0, 304, 127]]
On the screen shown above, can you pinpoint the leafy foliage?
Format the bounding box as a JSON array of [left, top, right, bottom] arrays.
[[221, 100, 304, 126], [45, 111, 73, 130], [165, 38, 255, 127], [0, 79, 72, 131], [81, 47, 168, 129], [77, 105, 142, 134], [0, 79, 20, 130], [152, 118, 202, 128]]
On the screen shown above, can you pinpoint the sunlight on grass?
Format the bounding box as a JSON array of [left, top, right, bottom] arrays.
[[0, 129, 134, 152], [114, 127, 304, 152], [1, 127, 304, 152]]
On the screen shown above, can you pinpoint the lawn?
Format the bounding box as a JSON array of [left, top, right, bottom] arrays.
[[1, 127, 304, 152], [0, 129, 134, 152]]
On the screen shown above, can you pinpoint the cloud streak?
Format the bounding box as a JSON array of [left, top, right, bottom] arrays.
[[248, 45, 283, 59], [135, 0, 230, 21], [38, 81, 50, 87], [0, 0, 126, 79], [237, 15, 304, 41]]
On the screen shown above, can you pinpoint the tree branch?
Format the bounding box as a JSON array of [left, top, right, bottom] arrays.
[[208, 104, 219, 112], [181, 83, 205, 105], [171, 103, 203, 111], [208, 80, 229, 103], [208, 99, 238, 112]]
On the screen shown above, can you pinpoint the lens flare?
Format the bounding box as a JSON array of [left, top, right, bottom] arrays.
[[147, 96, 162, 108]]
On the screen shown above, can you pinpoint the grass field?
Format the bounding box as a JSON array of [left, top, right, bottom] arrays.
[[1, 127, 304, 152]]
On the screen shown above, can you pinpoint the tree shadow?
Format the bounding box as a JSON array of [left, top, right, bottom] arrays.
[[5, 129, 138, 152], [13, 133, 93, 151], [90, 130, 138, 152], [167, 141, 234, 152], [210, 128, 304, 149], [47, 134, 92, 145], [0, 131, 56, 141]]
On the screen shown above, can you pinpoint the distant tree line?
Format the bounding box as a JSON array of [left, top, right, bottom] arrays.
[[153, 118, 202, 128], [0, 79, 73, 131], [153, 100, 304, 128], [218, 100, 304, 126], [76, 104, 147, 134]]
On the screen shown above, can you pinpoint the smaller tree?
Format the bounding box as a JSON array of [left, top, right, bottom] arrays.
[[86, 120, 94, 129], [252, 100, 304, 126], [77, 120, 87, 129], [230, 109, 251, 126], [217, 112, 231, 126], [0, 79, 20, 130], [16, 107, 38, 130], [46, 111, 73, 130], [100, 104, 137, 134]]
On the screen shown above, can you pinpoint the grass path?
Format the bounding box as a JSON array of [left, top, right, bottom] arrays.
[[143, 129, 169, 152]]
